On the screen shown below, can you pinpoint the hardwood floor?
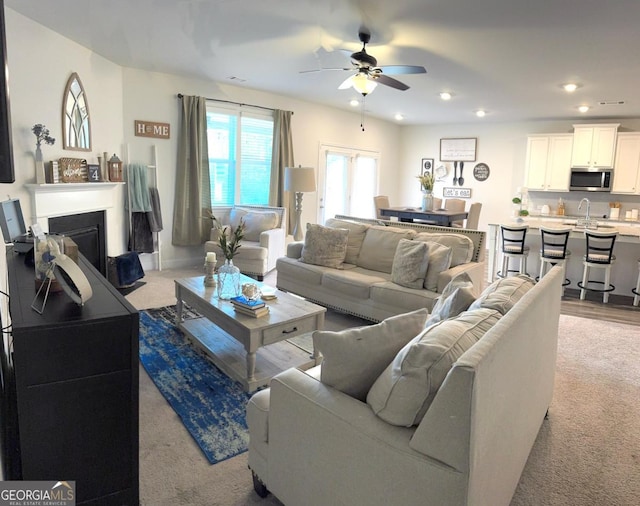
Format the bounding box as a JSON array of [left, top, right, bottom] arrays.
[[560, 288, 640, 325]]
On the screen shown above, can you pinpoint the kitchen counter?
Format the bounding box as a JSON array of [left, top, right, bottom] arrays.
[[487, 218, 640, 298]]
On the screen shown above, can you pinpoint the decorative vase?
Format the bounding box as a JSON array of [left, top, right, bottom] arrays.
[[421, 190, 434, 212], [35, 146, 46, 184], [217, 259, 241, 299]]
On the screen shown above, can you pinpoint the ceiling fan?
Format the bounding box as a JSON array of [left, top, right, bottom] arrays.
[[303, 27, 427, 96]]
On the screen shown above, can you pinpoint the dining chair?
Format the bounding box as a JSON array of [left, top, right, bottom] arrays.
[[444, 198, 466, 227], [451, 202, 482, 229], [373, 195, 390, 221], [433, 197, 443, 210]]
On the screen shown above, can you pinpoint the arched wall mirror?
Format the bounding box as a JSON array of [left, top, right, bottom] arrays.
[[62, 72, 91, 151]]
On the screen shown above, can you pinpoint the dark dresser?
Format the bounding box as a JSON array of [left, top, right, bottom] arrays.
[[1, 250, 139, 505]]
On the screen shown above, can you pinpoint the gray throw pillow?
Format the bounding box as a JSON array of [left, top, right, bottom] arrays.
[[301, 223, 349, 269], [391, 239, 429, 289], [313, 308, 429, 401], [425, 272, 476, 327], [423, 242, 453, 291], [367, 308, 502, 427]]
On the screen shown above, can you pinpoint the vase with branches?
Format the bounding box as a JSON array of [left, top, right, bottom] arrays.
[[212, 215, 245, 299], [417, 172, 435, 211], [32, 123, 55, 184]]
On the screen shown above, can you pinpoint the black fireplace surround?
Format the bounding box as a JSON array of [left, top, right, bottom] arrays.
[[49, 211, 107, 276]]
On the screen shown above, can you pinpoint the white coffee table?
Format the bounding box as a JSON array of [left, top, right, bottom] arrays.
[[174, 274, 326, 392]]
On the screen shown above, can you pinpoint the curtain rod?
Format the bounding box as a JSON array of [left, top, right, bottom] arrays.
[[176, 93, 292, 114]]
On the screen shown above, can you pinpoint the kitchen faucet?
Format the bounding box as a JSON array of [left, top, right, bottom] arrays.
[[578, 198, 591, 221]]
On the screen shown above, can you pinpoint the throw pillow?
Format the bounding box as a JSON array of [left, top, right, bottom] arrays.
[[468, 274, 535, 315], [391, 239, 429, 289], [367, 308, 502, 427], [241, 211, 279, 241], [356, 226, 416, 274], [415, 232, 474, 267], [325, 218, 369, 264], [423, 242, 453, 291], [425, 272, 476, 327], [301, 223, 349, 269], [229, 207, 247, 230], [313, 308, 429, 401]]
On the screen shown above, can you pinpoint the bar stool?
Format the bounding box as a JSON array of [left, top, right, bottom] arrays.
[[632, 260, 640, 306], [498, 224, 529, 278], [577, 230, 618, 303], [537, 227, 572, 294]]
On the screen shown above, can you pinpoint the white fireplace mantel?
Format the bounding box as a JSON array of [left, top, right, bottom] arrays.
[[25, 182, 127, 255]]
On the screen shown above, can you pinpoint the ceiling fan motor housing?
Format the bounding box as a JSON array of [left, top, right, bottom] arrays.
[[351, 50, 377, 68]]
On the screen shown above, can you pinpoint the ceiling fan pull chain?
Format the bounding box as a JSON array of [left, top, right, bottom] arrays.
[[361, 96, 366, 132]]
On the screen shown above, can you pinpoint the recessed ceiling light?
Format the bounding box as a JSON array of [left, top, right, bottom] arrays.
[[394, 113, 404, 121], [578, 105, 590, 113], [563, 83, 579, 93], [476, 110, 486, 118], [349, 99, 359, 107], [439, 92, 452, 101]]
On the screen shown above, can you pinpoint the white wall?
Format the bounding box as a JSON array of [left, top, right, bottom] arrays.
[[122, 68, 402, 269], [5, 8, 126, 254], [399, 119, 640, 232]]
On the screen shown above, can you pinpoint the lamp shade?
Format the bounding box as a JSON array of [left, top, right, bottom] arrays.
[[285, 166, 316, 193]]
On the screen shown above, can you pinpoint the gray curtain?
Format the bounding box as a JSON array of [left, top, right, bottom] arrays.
[[172, 95, 211, 246], [269, 110, 294, 234]]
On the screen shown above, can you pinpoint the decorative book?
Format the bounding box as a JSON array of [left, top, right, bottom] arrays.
[[233, 305, 270, 318], [230, 295, 266, 309]]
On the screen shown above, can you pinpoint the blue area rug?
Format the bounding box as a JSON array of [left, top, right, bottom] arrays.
[[139, 306, 251, 464]]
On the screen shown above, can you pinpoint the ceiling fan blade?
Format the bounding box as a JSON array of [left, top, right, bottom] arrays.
[[338, 75, 355, 90], [300, 66, 354, 74], [373, 74, 410, 91], [378, 65, 427, 75]]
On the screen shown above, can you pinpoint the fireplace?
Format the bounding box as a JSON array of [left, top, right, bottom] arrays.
[[49, 211, 106, 276]]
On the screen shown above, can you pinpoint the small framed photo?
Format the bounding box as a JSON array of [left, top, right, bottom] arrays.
[[87, 164, 101, 182]]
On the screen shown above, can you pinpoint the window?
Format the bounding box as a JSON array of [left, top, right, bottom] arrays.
[[206, 105, 274, 205]]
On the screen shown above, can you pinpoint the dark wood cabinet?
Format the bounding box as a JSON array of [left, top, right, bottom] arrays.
[[1, 251, 139, 505]]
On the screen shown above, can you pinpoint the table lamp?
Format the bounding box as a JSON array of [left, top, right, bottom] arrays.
[[285, 166, 316, 241]]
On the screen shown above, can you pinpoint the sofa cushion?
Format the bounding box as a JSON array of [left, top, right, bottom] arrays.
[[313, 308, 429, 401], [356, 226, 416, 274], [322, 269, 387, 299], [391, 239, 429, 289], [425, 272, 476, 327], [301, 224, 349, 269], [370, 281, 439, 312], [325, 218, 369, 264], [468, 274, 535, 315], [367, 308, 502, 427], [414, 232, 474, 267], [276, 257, 325, 285], [423, 242, 453, 291]]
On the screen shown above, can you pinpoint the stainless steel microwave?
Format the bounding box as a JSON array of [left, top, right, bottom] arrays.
[[569, 168, 612, 192]]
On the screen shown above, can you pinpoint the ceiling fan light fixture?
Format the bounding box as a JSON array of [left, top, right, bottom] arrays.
[[352, 73, 377, 95], [439, 92, 452, 100]]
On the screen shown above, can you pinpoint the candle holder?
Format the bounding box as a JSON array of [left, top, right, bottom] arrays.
[[204, 252, 217, 288]]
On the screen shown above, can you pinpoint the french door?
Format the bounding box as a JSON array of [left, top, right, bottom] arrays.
[[318, 145, 379, 223]]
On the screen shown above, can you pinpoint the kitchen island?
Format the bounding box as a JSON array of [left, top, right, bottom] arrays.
[[488, 216, 640, 298]]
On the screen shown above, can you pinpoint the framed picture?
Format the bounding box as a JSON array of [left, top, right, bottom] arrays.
[[420, 158, 434, 189], [440, 138, 477, 162]]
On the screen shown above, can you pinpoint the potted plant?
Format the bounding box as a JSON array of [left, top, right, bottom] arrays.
[[211, 216, 245, 299], [417, 172, 435, 211]]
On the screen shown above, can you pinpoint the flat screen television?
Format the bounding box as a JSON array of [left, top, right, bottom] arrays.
[[0, 0, 15, 184]]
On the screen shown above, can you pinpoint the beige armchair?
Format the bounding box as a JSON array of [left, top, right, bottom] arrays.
[[204, 205, 286, 280]]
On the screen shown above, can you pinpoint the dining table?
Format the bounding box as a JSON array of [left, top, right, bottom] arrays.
[[379, 207, 468, 228]]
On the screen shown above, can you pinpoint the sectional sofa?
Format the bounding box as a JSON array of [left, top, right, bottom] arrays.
[[247, 267, 563, 506], [276, 217, 486, 322]]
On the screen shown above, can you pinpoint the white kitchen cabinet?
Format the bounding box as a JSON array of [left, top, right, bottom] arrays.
[[570, 124, 619, 168], [525, 134, 573, 191], [611, 133, 640, 194]]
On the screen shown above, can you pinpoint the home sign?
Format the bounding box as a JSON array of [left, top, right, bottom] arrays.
[[134, 120, 170, 139]]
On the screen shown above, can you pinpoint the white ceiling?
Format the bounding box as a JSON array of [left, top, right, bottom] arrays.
[[7, 0, 640, 125]]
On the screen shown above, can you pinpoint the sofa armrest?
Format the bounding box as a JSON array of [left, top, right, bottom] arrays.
[[286, 241, 304, 259], [260, 228, 286, 271], [437, 261, 485, 294]]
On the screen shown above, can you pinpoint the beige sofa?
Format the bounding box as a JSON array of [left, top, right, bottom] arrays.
[[276, 217, 486, 322], [247, 267, 563, 506], [205, 205, 286, 280]]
